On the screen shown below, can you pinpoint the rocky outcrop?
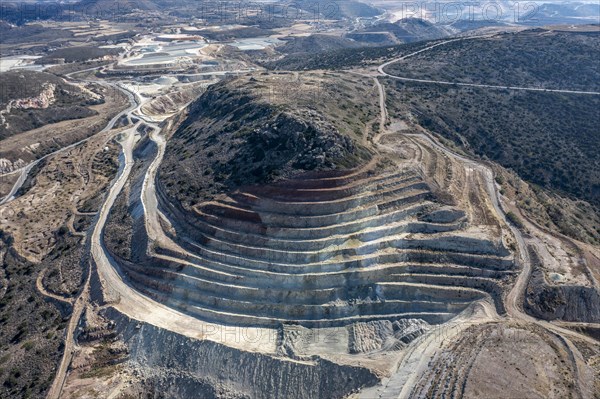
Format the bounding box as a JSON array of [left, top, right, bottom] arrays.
[[348, 319, 430, 354], [525, 246, 600, 323], [106, 308, 380, 399], [0, 70, 99, 138]]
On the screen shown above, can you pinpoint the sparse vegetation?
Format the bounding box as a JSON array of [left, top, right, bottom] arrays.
[[384, 30, 600, 92], [0, 234, 67, 399], [505, 211, 524, 229], [384, 79, 600, 211], [0, 70, 100, 139], [159, 73, 378, 208], [263, 39, 445, 71]]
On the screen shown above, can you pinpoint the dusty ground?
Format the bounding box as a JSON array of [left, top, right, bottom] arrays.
[[411, 322, 584, 399], [59, 305, 134, 399], [0, 125, 125, 262], [0, 85, 129, 173]]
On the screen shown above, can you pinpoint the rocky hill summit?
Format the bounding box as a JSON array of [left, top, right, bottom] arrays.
[[159, 73, 377, 209]]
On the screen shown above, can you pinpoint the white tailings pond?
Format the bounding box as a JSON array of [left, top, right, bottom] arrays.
[[229, 37, 282, 50], [122, 40, 208, 67], [0, 55, 44, 72]]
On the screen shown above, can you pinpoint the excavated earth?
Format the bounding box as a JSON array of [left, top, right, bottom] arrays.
[[138, 160, 514, 327], [83, 73, 598, 399], [97, 116, 523, 397]]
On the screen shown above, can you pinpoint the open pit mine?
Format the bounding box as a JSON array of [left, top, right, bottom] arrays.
[[0, 9, 599, 397], [65, 70, 550, 398], [40, 67, 588, 398], [3, 45, 597, 398]]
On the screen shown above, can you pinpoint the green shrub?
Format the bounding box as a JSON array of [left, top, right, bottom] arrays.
[[506, 211, 524, 229], [21, 341, 34, 351]]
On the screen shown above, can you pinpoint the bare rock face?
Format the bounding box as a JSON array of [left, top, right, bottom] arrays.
[[348, 321, 395, 354], [107, 309, 380, 399], [526, 279, 600, 323], [392, 319, 431, 344], [348, 319, 430, 354], [525, 247, 600, 323]]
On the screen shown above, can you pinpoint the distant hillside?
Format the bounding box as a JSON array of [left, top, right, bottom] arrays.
[[0, 0, 151, 24], [1, 0, 381, 24], [265, 18, 454, 69], [383, 30, 600, 91], [345, 31, 399, 46], [527, 2, 600, 25], [0, 22, 73, 44], [263, 39, 444, 70], [275, 18, 450, 57], [0, 70, 101, 138], [34, 46, 122, 64], [277, 34, 364, 54], [293, 0, 381, 19], [343, 18, 451, 46], [338, 0, 382, 18], [448, 19, 510, 32], [382, 30, 600, 210], [199, 27, 277, 41], [363, 18, 451, 42]]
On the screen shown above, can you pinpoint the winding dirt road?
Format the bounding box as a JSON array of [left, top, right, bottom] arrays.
[[0, 84, 137, 205], [370, 42, 599, 398], [378, 36, 600, 96], [90, 86, 277, 354]]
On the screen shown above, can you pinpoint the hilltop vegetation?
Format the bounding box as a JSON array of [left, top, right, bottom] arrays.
[[158, 72, 379, 208], [384, 30, 600, 91], [264, 39, 444, 71], [276, 34, 364, 55]]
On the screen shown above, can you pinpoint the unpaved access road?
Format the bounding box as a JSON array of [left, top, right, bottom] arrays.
[[0, 84, 137, 205], [368, 41, 600, 397], [378, 36, 600, 96]]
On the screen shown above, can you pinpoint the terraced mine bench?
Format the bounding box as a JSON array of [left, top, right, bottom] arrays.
[[118, 162, 516, 328]]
